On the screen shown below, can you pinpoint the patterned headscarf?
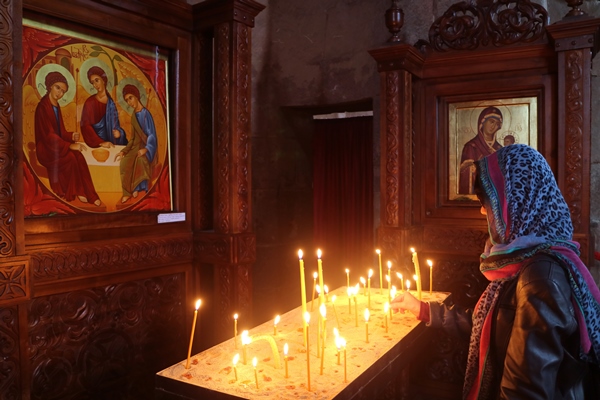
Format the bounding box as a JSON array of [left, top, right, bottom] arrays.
[[463, 144, 600, 399]]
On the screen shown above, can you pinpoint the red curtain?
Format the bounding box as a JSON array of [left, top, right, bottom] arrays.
[[313, 117, 373, 288]]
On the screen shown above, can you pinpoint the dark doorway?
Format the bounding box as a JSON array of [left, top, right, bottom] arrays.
[[313, 115, 374, 290]]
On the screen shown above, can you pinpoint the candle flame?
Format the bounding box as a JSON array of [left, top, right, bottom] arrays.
[[345, 268, 349, 273], [384, 303, 389, 313], [347, 287, 352, 296], [316, 284, 321, 294], [241, 330, 251, 345], [252, 357, 257, 368], [332, 295, 337, 303], [427, 259, 433, 267], [360, 277, 366, 285], [333, 327, 339, 338], [368, 269, 373, 278], [406, 280, 411, 290], [340, 337, 346, 348], [396, 272, 402, 280], [376, 249, 380, 255], [324, 284, 329, 294], [335, 336, 341, 349], [283, 343, 289, 355], [410, 247, 416, 253], [304, 311, 311, 324], [387, 261, 392, 269], [313, 272, 318, 279], [391, 287, 397, 298], [354, 283, 360, 294], [298, 249, 303, 259], [317, 249, 322, 258], [274, 315, 280, 325], [234, 313, 238, 320], [195, 299, 202, 310], [413, 274, 418, 281], [364, 308, 370, 321], [233, 354, 239, 365], [386, 275, 390, 282], [320, 303, 327, 318]]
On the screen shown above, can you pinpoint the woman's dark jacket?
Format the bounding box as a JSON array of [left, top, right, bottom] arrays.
[[428, 254, 590, 399]]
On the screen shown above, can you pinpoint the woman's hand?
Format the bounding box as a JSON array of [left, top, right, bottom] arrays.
[[390, 291, 422, 317]]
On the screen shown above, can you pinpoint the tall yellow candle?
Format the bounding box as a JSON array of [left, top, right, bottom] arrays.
[[185, 299, 201, 369], [331, 295, 340, 329], [320, 307, 326, 375], [233, 354, 239, 381], [384, 303, 389, 333], [396, 272, 404, 291], [386, 275, 391, 302], [233, 313, 238, 349], [367, 269, 373, 309], [342, 338, 347, 383], [347, 286, 352, 314], [345, 268, 350, 288], [317, 249, 325, 306], [241, 330, 250, 365], [305, 312, 311, 392], [324, 284, 329, 303], [353, 284, 359, 327], [311, 272, 317, 311], [360, 277, 366, 296], [376, 249, 383, 292], [364, 308, 370, 343], [283, 343, 289, 378], [387, 261, 392, 290], [427, 259, 433, 294], [410, 248, 422, 300], [335, 337, 341, 365], [298, 250, 308, 345], [253, 357, 259, 389]]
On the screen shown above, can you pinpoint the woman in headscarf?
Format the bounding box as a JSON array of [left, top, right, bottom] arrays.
[[459, 106, 503, 194], [80, 65, 128, 148], [392, 144, 600, 399], [35, 71, 101, 206]]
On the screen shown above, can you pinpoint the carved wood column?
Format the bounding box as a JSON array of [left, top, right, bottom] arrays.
[[368, 45, 423, 263], [193, 0, 265, 347], [548, 17, 600, 266]]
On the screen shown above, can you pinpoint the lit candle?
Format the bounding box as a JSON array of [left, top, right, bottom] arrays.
[[233, 353, 239, 381], [342, 337, 347, 383], [360, 277, 366, 296], [387, 261, 392, 290], [335, 336, 341, 365], [233, 313, 238, 349], [390, 287, 396, 320], [274, 315, 280, 335], [364, 308, 370, 343], [331, 295, 340, 329], [305, 312, 311, 392], [283, 343, 289, 378], [311, 272, 317, 311], [253, 357, 259, 389], [396, 272, 404, 291], [410, 248, 422, 300], [298, 250, 308, 345], [316, 298, 322, 358], [320, 304, 327, 375], [353, 284, 359, 327], [185, 299, 201, 369], [383, 303, 389, 332], [345, 268, 350, 288], [427, 259, 433, 294], [376, 249, 383, 293], [324, 284, 329, 303], [347, 286, 352, 314], [367, 269, 373, 309], [386, 275, 391, 302], [242, 330, 250, 365], [406, 280, 411, 292], [317, 249, 325, 306]]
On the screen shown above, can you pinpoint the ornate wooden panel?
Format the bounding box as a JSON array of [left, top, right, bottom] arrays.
[[0, 306, 21, 400], [29, 274, 185, 400]]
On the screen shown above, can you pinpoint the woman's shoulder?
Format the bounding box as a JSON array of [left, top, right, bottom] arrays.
[[518, 253, 570, 289]]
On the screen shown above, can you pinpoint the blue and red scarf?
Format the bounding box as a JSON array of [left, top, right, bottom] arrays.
[[464, 144, 600, 399]]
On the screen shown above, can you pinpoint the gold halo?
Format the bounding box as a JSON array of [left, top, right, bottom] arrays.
[[116, 77, 148, 112], [79, 58, 115, 95], [34, 64, 76, 106]]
